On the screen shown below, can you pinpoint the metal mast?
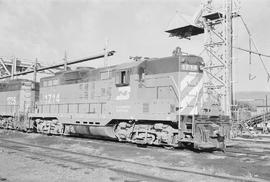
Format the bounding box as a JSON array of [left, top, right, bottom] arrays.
[[201, 0, 235, 118], [166, 0, 236, 119], [225, 0, 233, 117]]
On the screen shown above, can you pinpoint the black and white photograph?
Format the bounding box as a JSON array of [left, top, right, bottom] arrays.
[[0, 0, 269, 181]]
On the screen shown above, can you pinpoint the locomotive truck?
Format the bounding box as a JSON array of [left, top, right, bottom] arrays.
[[0, 53, 230, 150]]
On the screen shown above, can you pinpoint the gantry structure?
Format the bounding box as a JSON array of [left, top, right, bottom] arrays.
[[0, 51, 115, 81], [166, 0, 238, 119]]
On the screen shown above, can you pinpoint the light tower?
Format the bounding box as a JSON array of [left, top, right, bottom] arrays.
[[166, 0, 236, 119], [201, 0, 235, 118]]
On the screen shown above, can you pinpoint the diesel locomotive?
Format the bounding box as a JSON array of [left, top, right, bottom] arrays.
[[0, 79, 39, 130], [0, 52, 230, 150]]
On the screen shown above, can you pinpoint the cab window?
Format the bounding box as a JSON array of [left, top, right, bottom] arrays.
[[115, 70, 130, 86], [138, 67, 145, 81]]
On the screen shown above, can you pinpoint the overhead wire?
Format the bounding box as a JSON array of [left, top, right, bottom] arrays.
[[237, 15, 270, 82]]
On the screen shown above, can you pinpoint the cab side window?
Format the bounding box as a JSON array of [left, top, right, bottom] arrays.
[[115, 70, 130, 86], [138, 67, 145, 81]]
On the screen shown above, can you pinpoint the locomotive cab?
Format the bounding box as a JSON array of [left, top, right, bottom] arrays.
[[132, 55, 229, 150]]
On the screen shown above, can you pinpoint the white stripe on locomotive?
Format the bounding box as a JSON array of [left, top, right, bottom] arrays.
[[180, 75, 204, 114], [179, 72, 197, 92]]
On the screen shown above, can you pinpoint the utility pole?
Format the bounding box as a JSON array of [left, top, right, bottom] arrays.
[[104, 38, 110, 78], [104, 38, 109, 68], [33, 58, 37, 83], [64, 51, 68, 71], [11, 57, 16, 79], [225, 0, 233, 119], [266, 95, 268, 113]]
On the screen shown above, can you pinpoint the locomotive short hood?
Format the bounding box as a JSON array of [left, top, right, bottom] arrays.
[[141, 55, 204, 75]]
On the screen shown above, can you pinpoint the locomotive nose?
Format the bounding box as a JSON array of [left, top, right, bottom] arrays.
[[194, 123, 226, 151]]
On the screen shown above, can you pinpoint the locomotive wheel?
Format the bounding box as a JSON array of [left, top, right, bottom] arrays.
[[163, 134, 178, 149], [114, 122, 133, 142], [61, 125, 66, 135], [146, 133, 156, 145]]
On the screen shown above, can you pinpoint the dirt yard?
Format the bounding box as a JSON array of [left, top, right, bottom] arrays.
[[0, 130, 269, 182]]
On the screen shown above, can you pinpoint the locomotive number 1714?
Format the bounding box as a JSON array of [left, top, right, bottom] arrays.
[[44, 93, 60, 104], [7, 97, 16, 105]]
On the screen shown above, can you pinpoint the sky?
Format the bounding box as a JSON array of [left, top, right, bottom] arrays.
[[0, 0, 269, 92]]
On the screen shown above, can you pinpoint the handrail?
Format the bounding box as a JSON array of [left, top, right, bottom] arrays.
[[192, 90, 202, 135], [169, 76, 180, 102]]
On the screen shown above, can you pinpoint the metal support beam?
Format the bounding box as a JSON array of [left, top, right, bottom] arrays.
[[0, 58, 10, 76], [234, 47, 270, 58], [205, 47, 226, 66], [0, 50, 115, 80], [204, 69, 226, 85]]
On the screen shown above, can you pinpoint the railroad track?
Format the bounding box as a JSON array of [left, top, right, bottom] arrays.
[[1, 129, 269, 164], [38, 133, 270, 159], [223, 149, 270, 162], [0, 138, 265, 182], [232, 138, 270, 144], [225, 147, 270, 157], [4, 128, 270, 156]]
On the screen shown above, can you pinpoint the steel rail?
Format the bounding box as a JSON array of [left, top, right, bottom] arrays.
[[232, 138, 270, 144], [225, 148, 270, 157]]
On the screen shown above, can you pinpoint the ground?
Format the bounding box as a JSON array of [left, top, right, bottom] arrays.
[[0, 130, 269, 182]]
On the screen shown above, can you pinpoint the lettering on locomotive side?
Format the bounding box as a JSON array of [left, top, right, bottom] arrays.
[[6, 97, 16, 105], [115, 105, 131, 113], [116, 86, 131, 100], [44, 93, 60, 104], [181, 64, 199, 72]]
